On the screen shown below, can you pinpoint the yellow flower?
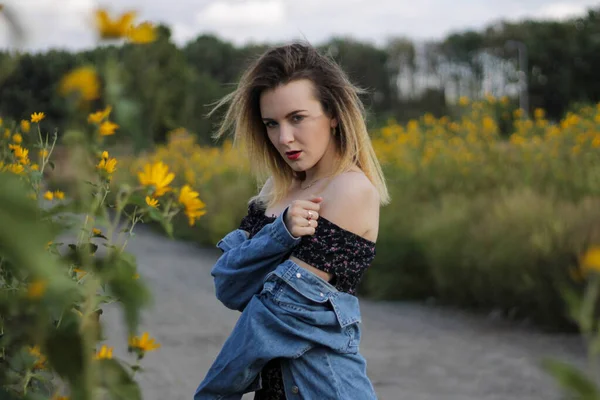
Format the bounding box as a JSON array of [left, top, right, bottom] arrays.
[[12, 133, 22, 144], [95, 345, 114, 360], [145, 196, 159, 208], [31, 164, 39, 171], [29, 346, 43, 358], [31, 112, 45, 123], [29, 346, 47, 369], [73, 268, 87, 279], [127, 22, 157, 44], [59, 66, 100, 102], [97, 156, 117, 175], [534, 108, 545, 120], [484, 93, 496, 104], [92, 228, 101, 236], [20, 120, 30, 133], [129, 332, 161, 352], [458, 96, 470, 106], [101, 151, 109, 159], [3, 129, 10, 138], [7, 164, 24, 175], [513, 108, 524, 119], [178, 185, 207, 226], [95, 9, 137, 39], [43, 191, 54, 201], [581, 246, 600, 274], [39, 149, 49, 159], [0, 117, 2, 126], [99, 121, 119, 136], [138, 161, 175, 197], [88, 106, 112, 124], [28, 280, 47, 299], [9, 144, 29, 165], [54, 190, 65, 200]]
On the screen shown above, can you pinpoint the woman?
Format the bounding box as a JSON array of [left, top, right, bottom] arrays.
[[194, 42, 390, 400]]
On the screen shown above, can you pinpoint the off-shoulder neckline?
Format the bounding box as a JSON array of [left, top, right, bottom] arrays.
[[249, 200, 376, 246]]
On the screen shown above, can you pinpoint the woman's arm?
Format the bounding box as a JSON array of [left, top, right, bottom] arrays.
[[211, 206, 300, 311]]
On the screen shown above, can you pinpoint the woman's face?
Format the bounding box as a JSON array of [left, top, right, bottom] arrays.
[[259, 79, 337, 175]]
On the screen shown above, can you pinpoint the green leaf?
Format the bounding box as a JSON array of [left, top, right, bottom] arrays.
[[561, 285, 584, 326], [44, 315, 88, 398], [106, 251, 151, 333], [95, 294, 117, 307], [162, 220, 174, 239], [0, 173, 57, 275], [0, 388, 20, 400], [40, 202, 77, 219], [98, 359, 142, 400], [542, 358, 600, 399], [146, 206, 162, 222], [64, 243, 99, 266], [143, 205, 173, 239], [47, 161, 55, 171], [29, 171, 43, 184], [0, 172, 74, 302], [127, 192, 148, 209], [580, 278, 600, 335], [25, 393, 52, 400]]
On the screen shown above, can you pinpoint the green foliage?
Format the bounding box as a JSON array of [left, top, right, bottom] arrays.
[[0, 134, 163, 399], [0, 14, 200, 398], [540, 274, 600, 399]]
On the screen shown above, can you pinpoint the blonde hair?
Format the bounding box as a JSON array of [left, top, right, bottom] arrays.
[[209, 41, 390, 208]]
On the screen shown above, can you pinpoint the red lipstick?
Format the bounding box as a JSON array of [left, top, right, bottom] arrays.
[[286, 151, 301, 160]]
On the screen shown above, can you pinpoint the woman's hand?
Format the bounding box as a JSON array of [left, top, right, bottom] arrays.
[[284, 196, 323, 238]]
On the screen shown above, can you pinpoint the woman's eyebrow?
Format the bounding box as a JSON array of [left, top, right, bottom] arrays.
[[262, 110, 308, 121]]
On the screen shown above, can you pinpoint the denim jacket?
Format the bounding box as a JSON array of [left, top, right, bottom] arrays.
[[194, 208, 377, 399]]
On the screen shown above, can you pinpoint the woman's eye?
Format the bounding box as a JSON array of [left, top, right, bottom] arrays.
[[264, 121, 277, 128], [291, 115, 305, 123]]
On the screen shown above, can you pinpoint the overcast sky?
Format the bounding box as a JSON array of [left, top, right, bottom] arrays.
[[0, 0, 598, 51]]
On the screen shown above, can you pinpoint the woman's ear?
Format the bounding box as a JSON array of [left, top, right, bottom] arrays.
[[330, 118, 338, 129]]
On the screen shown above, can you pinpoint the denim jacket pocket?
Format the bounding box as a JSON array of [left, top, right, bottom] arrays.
[[329, 292, 362, 328], [329, 293, 363, 352]]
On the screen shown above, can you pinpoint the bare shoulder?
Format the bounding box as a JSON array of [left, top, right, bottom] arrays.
[[318, 171, 380, 242]]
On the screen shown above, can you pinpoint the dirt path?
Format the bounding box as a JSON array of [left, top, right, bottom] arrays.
[[103, 226, 587, 400]]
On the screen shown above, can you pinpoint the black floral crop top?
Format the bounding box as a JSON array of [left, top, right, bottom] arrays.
[[238, 200, 376, 295]]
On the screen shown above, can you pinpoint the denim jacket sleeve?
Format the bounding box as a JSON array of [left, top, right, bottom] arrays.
[[210, 206, 301, 311]]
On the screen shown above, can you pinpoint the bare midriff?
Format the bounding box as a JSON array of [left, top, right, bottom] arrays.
[[289, 255, 334, 282]]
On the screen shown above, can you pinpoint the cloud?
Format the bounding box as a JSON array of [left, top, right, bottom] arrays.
[[1, 0, 97, 51], [196, 0, 286, 27], [1, 0, 598, 51], [539, 2, 591, 20]]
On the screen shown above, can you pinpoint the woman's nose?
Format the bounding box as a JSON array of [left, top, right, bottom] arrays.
[[278, 124, 294, 145]]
